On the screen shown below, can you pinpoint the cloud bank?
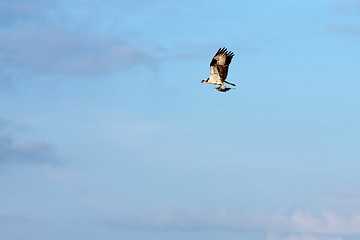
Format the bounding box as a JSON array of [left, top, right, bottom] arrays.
[[95, 208, 360, 239], [266, 233, 343, 240]]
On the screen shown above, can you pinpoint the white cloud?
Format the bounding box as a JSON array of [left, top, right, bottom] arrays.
[[267, 233, 343, 240], [95, 207, 360, 239]]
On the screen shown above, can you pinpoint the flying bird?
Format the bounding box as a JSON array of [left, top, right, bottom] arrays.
[[201, 47, 236, 92]]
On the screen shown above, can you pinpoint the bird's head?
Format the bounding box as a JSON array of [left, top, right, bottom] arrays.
[[201, 78, 209, 83]]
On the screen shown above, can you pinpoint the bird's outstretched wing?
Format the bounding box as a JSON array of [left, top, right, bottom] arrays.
[[210, 47, 234, 82]]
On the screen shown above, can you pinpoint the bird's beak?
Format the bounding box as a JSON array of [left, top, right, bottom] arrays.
[[201, 80, 205, 83]]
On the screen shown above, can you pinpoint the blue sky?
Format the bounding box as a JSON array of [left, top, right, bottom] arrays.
[[1, 0, 360, 239]]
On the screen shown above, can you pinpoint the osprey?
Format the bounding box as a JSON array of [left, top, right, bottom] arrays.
[[201, 47, 236, 92]]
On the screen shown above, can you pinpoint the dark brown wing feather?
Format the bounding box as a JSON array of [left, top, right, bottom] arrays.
[[210, 47, 227, 66], [225, 51, 234, 66], [217, 65, 227, 82], [210, 47, 235, 81]]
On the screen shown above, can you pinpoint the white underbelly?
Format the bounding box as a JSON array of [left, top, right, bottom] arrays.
[[209, 74, 222, 85]]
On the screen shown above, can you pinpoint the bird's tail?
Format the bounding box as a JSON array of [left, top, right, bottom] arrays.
[[224, 81, 236, 87]]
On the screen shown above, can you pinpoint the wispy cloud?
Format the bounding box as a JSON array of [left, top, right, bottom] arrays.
[[328, 24, 360, 35], [0, 213, 30, 224], [331, 0, 360, 16], [94, 207, 360, 239], [1, 26, 152, 76], [328, 0, 360, 35], [0, 0, 157, 86], [266, 233, 343, 240], [0, 0, 54, 26], [0, 116, 58, 167]]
